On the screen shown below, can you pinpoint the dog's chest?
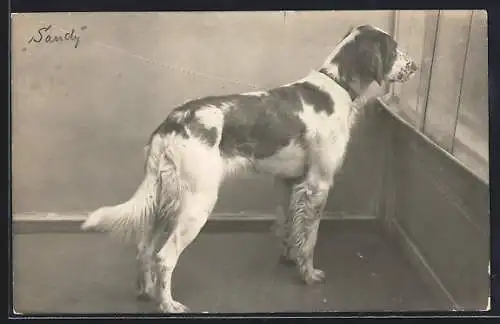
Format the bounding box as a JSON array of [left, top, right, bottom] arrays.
[[302, 94, 352, 163]]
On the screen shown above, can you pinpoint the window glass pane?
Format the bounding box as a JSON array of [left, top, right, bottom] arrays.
[[392, 11, 429, 127], [423, 10, 472, 151], [453, 10, 489, 183]]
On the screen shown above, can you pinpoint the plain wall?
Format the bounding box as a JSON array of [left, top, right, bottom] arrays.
[[11, 11, 394, 214]]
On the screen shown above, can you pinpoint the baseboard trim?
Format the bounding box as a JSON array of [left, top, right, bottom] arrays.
[[12, 211, 378, 234]]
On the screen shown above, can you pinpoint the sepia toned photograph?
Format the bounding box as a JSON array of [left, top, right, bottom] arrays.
[[11, 10, 489, 314]]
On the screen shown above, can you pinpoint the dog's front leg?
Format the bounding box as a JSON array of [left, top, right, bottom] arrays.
[[135, 210, 164, 301], [274, 177, 298, 266], [289, 179, 329, 285]]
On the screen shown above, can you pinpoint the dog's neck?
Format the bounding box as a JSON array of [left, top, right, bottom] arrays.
[[318, 63, 388, 127], [319, 60, 383, 102], [318, 65, 355, 101], [318, 65, 368, 101]]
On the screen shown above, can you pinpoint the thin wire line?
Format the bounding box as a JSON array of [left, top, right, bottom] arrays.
[[95, 42, 260, 89], [34, 20, 337, 91], [39, 21, 261, 89]]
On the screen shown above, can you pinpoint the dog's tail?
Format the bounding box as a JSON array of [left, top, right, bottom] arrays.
[[81, 135, 185, 244]]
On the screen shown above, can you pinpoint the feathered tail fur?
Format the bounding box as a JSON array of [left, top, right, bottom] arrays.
[[81, 135, 185, 244]]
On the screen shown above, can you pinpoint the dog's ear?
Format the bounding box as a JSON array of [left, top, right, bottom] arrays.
[[357, 39, 385, 85], [364, 31, 397, 86], [371, 43, 385, 85]]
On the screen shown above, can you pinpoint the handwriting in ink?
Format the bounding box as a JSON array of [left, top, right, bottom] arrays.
[[28, 25, 86, 49]]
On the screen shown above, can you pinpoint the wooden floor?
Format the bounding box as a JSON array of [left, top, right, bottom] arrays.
[[12, 224, 443, 314]]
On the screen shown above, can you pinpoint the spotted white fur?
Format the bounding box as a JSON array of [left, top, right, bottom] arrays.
[[255, 139, 306, 178], [194, 106, 224, 146], [82, 24, 417, 313], [241, 90, 268, 97]]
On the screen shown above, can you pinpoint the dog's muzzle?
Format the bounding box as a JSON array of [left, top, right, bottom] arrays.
[[388, 48, 418, 83]]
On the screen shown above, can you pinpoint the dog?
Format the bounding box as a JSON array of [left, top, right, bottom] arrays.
[[81, 24, 418, 313]]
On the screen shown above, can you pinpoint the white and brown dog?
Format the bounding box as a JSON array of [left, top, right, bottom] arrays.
[[82, 24, 418, 313]]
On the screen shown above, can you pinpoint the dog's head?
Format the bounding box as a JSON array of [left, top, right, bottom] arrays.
[[328, 24, 418, 86]]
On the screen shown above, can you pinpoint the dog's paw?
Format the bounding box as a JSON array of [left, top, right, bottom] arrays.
[[158, 300, 190, 313], [303, 268, 326, 285]]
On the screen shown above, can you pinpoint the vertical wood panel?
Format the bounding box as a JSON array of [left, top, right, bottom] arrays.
[[423, 10, 473, 151], [453, 10, 489, 183], [392, 11, 436, 128], [415, 11, 440, 131]]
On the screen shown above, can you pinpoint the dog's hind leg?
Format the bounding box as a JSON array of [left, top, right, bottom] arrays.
[[154, 186, 219, 313], [154, 143, 223, 313]]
